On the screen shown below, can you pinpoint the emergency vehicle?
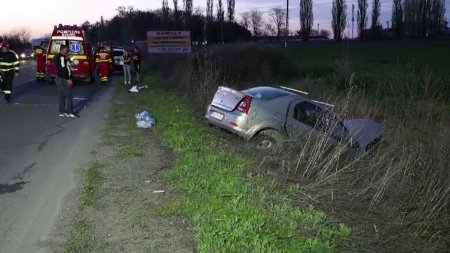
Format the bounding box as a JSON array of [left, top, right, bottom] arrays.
[[46, 24, 94, 83]]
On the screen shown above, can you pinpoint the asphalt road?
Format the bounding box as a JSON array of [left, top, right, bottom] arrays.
[[0, 60, 116, 252]]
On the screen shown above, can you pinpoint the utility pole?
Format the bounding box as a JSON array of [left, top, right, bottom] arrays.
[[286, 0, 289, 36], [318, 23, 320, 34], [386, 21, 389, 29], [352, 4, 355, 39], [285, 0, 289, 47]]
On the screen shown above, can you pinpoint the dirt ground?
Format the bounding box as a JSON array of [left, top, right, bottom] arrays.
[[45, 87, 196, 253]]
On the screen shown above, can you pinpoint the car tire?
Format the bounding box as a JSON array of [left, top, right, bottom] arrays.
[[252, 130, 283, 151]]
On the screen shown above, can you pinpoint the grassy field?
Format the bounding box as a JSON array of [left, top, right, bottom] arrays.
[[285, 41, 450, 102]]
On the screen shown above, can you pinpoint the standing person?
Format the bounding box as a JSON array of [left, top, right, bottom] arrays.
[[132, 46, 141, 84], [95, 42, 112, 85], [54, 45, 77, 118], [34, 42, 46, 81], [0, 41, 20, 103], [122, 50, 131, 85]]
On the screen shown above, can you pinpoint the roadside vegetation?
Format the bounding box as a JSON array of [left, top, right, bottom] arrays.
[[141, 71, 350, 251], [63, 67, 349, 252], [153, 41, 450, 252]]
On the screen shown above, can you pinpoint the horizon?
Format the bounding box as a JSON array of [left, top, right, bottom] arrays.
[[1, 0, 449, 39]]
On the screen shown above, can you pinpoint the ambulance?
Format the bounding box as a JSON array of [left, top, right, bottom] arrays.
[[46, 24, 94, 83]]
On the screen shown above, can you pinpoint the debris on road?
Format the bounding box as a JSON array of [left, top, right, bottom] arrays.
[[135, 111, 156, 128], [152, 190, 165, 194]]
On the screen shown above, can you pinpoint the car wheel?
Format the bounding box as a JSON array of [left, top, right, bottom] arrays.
[[252, 130, 283, 151]]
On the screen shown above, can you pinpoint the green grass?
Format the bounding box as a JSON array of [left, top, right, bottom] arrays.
[[79, 161, 105, 208], [139, 70, 350, 252], [285, 41, 450, 101], [64, 162, 107, 253]]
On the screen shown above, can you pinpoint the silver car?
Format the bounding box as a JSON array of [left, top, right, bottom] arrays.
[[205, 86, 384, 152]]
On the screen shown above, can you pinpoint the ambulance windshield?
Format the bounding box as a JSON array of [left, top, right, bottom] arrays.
[[49, 40, 84, 55]]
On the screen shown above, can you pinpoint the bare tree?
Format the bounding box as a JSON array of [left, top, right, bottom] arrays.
[[173, 0, 180, 29], [206, 0, 214, 21], [183, 0, 193, 28], [240, 11, 251, 31], [357, 0, 368, 40], [217, 0, 224, 21], [332, 0, 347, 41], [227, 0, 236, 22], [250, 9, 264, 37], [392, 0, 403, 39], [269, 8, 286, 42], [162, 0, 170, 26], [217, 0, 225, 43], [428, 0, 446, 37], [404, 0, 445, 38], [371, 0, 381, 29], [299, 0, 314, 41]]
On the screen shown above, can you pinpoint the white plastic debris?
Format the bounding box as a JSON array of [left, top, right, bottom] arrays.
[[152, 190, 165, 194], [128, 85, 149, 93], [135, 111, 156, 128]]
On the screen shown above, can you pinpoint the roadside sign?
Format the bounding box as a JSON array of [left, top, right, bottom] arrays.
[[147, 31, 191, 54]]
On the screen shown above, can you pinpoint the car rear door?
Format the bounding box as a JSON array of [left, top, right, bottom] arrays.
[[211, 86, 245, 112]]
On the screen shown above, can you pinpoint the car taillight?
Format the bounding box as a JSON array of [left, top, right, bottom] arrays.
[[235, 95, 252, 114]]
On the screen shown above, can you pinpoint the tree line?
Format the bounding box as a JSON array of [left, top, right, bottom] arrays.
[[81, 1, 250, 46], [340, 0, 447, 41], [0, 28, 31, 52]]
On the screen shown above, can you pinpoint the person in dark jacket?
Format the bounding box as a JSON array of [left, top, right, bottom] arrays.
[[54, 45, 77, 118], [0, 41, 20, 103], [132, 47, 141, 83]]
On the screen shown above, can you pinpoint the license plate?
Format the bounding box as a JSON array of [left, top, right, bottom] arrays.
[[210, 111, 224, 121]]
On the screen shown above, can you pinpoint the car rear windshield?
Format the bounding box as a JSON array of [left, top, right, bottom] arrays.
[[49, 40, 85, 55], [244, 87, 290, 100]]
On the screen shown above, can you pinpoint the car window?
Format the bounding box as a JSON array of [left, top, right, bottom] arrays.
[[331, 122, 348, 141], [49, 40, 84, 55], [294, 101, 349, 141], [245, 87, 290, 100], [68, 41, 84, 55], [50, 40, 66, 54], [293, 101, 322, 126]]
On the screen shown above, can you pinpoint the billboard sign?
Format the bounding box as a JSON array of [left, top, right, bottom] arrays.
[[147, 31, 191, 54]]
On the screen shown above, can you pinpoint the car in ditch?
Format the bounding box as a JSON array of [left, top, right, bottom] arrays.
[[205, 86, 384, 153]]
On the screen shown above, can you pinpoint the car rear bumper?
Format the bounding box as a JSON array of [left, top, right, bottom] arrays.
[[205, 106, 253, 140]]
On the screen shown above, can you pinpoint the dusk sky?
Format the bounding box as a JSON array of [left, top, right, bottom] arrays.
[[1, 0, 449, 38]]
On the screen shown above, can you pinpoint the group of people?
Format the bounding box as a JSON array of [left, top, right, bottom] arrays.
[[0, 39, 143, 119], [122, 47, 141, 85]]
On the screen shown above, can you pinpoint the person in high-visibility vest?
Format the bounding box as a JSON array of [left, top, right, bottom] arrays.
[[34, 42, 46, 81], [95, 42, 112, 85], [0, 41, 20, 103]]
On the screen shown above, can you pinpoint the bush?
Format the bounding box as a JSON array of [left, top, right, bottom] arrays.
[[153, 43, 298, 115]]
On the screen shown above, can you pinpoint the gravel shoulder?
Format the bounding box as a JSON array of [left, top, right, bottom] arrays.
[[48, 82, 195, 253]]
